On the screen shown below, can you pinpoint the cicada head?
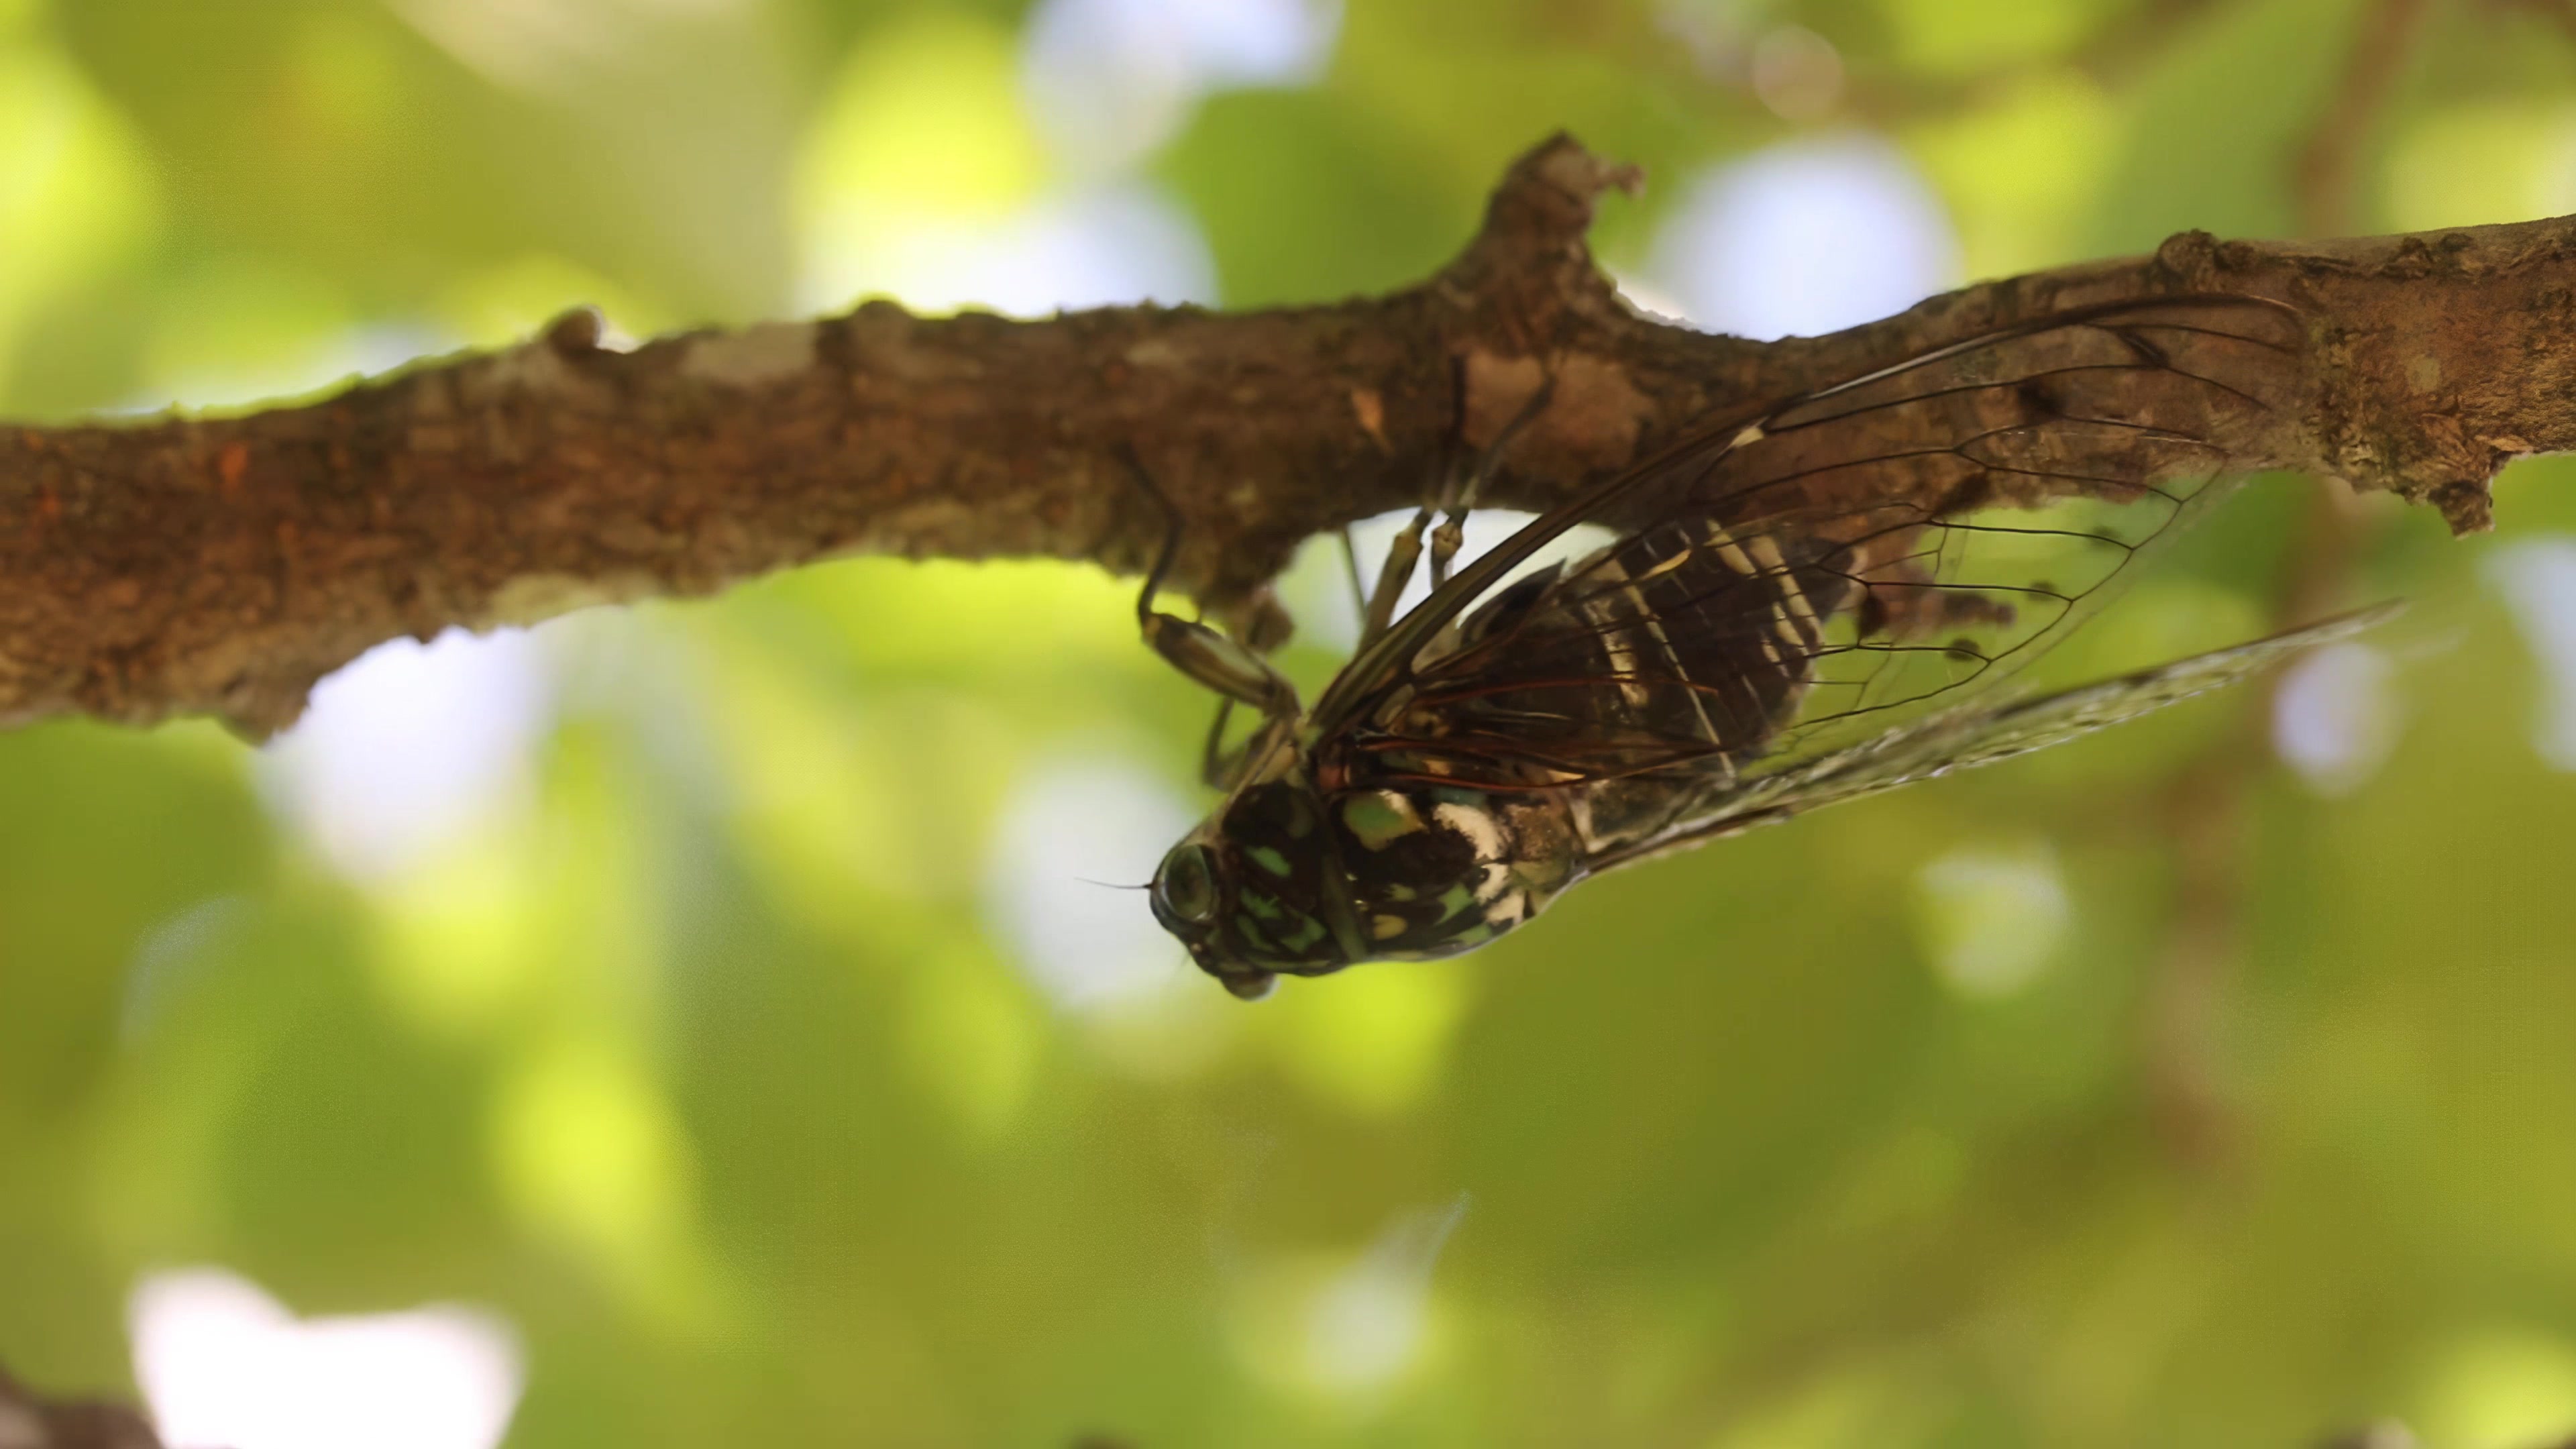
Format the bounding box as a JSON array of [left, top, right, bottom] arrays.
[[1151, 773, 1362, 1000], [1152, 759, 1587, 998]]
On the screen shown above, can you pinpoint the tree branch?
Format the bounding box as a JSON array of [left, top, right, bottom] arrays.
[[3, 133, 2568, 737]]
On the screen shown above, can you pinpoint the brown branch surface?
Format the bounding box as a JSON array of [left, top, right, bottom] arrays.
[[3, 134, 2572, 736]]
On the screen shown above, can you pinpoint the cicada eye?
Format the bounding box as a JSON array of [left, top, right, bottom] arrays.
[[1152, 843, 1220, 928]]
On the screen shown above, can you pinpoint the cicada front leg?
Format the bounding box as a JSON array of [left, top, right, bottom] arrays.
[[1358, 505, 1434, 647], [1122, 448, 1303, 789]]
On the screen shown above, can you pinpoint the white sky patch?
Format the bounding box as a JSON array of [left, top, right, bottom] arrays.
[[2487, 540, 2576, 770], [983, 755, 1201, 1012], [1020, 0, 1340, 174], [1644, 136, 1958, 341], [121, 325, 447, 417], [258, 627, 553, 883], [1912, 842, 2071, 999], [131, 1268, 522, 1449], [2271, 640, 2402, 796], [797, 181, 1216, 319]]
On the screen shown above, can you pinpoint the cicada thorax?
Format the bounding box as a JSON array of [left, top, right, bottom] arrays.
[[1188, 749, 1583, 974], [1313, 779, 1584, 960]]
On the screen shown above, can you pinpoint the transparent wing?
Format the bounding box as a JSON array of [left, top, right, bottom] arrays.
[[1320, 295, 2306, 797], [1579, 603, 2398, 874]]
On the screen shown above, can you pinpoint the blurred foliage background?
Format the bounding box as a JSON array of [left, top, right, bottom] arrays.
[[7, 0, 2576, 1446]]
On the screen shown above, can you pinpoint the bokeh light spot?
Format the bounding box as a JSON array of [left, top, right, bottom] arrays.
[[258, 628, 552, 884], [2271, 640, 2401, 796], [490, 1036, 696, 1291], [983, 755, 1199, 1013], [131, 1268, 521, 1449], [1645, 136, 1957, 341], [2418, 1326, 2576, 1449], [1020, 0, 1340, 174], [796, 13, 1226, 316], [2486, 540, 2576, 769], [1911, 841, 2071, 998], [369, 847, 544, 1038], [1230, 1197, 1466, 1402]]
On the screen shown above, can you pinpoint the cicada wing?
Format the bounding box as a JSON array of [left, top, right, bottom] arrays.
[[1579, 602, 2398, 875], [1322, 295, 2308, 795]]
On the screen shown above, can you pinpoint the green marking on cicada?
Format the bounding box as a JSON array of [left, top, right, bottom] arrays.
[[1238, 891, 1283, 922], [1341, 791, 1426, 851], [1435, 882, 1478, 922], [1246, 845, 1293, 877], [1275, 911, 1328, 953]]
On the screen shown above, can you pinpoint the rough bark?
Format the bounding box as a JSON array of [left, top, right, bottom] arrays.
[[2, 132, 2568, 737]]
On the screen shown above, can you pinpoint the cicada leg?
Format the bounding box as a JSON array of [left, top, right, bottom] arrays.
[[1199, 698, 1238, 788], [1356, 365, 1560, 644], [1358, 505, 1434, 647], [1428, 369, 1558, 590], [1123, 445, 1303, 732]]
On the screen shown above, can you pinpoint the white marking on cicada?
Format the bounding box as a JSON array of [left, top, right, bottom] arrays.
[[1745, 533, 1825, 643], [1434, 801, 1507, 862], [1483, 888, 1530, 927], [1631, 547, 1695, 584], [1709, 529, 1758, 580], [1733, 423, 1767, 447], [1627, 537, 1721, 745], [1585, 557, 1655, 710]]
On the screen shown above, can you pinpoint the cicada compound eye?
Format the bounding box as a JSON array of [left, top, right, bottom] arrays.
[[1150, 842, 1220, 931]]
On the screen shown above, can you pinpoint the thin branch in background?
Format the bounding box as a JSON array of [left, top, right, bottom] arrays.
[[2480, 0, 2576, 50], [2143, 745, 2249, 1169], [2294, 0, 2434, 237], [2068, 0, 2237, 85], [2136, 0, 2431, 1168], [1832, 0, 2231, 129]]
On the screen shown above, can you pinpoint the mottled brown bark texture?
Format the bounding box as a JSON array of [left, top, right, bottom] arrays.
[[1, 132, 2567, 737]]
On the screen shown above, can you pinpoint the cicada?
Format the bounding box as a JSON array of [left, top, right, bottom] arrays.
[[1135, 295, 2388, 1000]]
